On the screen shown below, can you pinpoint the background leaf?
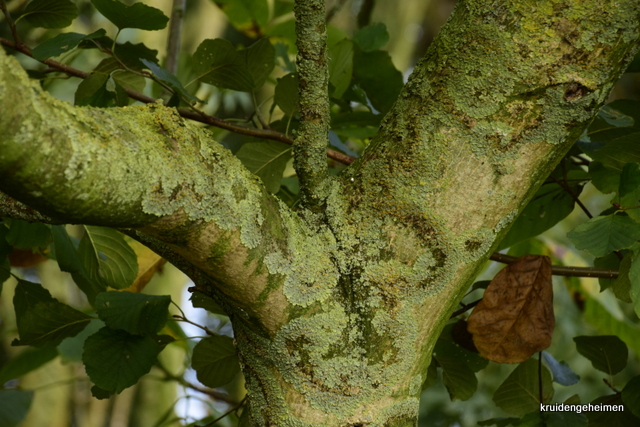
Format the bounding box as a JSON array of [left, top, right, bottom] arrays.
[[0, 346, 58, 384], [353, 22, 390, 52], [90, 0, 168, 30], [352, 48, 403, 114], [275, 73, 299, 116], [5, 219, 51, 249], [573, 335, 628, 375], [21, 0, 78, 29], [31, 29, 106, 61], [0, 390, 33, 427], [622, 376, 640, 418], [192, 336, 240, 388]]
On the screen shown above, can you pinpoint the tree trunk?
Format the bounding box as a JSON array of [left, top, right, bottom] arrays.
[[1, 0, 639, 425]]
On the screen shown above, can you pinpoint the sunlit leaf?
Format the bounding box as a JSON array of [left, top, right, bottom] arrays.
[[213, 0, 269, 35], [468, 255, 554, 363], [78, 226, 138, 290]]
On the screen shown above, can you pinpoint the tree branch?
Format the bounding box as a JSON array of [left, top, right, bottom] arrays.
[[0, 38, 356, 166], [293, 0, 331, 212], [489, 253, 618, 279], [0, 48, 295, 334], [164, 0, 186, 75]]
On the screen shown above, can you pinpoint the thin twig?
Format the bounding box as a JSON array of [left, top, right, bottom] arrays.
[[172, 314, 217, 336], [489, 253, 619, 279], [198, 396, 247, 427], [156, 364, 239, 406], [165, 0, 186, 75], [449, 299, 481, 318], [0, 0, 22, 47], [550, 173, 592, 219], [0, 37, 356, 166]]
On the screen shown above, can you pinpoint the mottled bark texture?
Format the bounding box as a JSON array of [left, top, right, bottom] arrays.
[[1, 0, 639, 425]]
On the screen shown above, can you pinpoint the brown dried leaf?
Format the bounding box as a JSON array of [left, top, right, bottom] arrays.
[[467, 255, 554, 363]]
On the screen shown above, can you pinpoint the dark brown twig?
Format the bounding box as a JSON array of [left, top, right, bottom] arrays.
[[489, 253, 619, 279], [0, 37, 356, 166]]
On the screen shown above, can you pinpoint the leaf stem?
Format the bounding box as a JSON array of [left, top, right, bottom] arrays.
[[198, 396, 247, 427], [0, 0, 22, 47]]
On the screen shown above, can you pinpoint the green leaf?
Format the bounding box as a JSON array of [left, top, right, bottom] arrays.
[[499, 182, 577, 249], [619, 163, 640, 221], [83, 327, 161, 393], [567, 214, 640, 257], [57, 319, 105, 362], [214, 0, 269, 32], [94, 58, 146, 93], [541, 351, 580, 386], [243, 38, 276, 91], [328, 40, 353, 98], [95, 291, 171, 335], [12, 279, 92, 347], [595, 253, 620, 291], [622, 376, 640, 418], [0, 390, 33, 427], [353, 22, 390, 52], [629, 254, 640, 319], [587, 394, 640, 426], [78, 226, 138, 290], [5, 219, 51, 249], [190, 292, 227, 316], [581, 132, 640, 173], [75, 73, 114, 107], [0, 346, 58, 384], [573, 335, 628, 375], [589, 162, 620, 194], [140, 59, 200, 104], [91, 385, 114, 400], [434, 339, 478, 401], [31, 29, 106, 61], [610, 255, 632, 302], [584, 296, 640, 355], [352, 48, 403, 114], [21, 0, 78, 29], [236, 141, 292, 193], [192, 38, 275, 92], [51, 225, 105, 304], [492, 358, 554, 416], [91, 0, 169, 30], [192, 335, 240, 388], [274, 73, 299, 116], [113, 42, 160, 70]]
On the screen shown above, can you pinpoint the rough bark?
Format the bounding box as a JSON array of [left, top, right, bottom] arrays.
[[1, 0, 639, 425]]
